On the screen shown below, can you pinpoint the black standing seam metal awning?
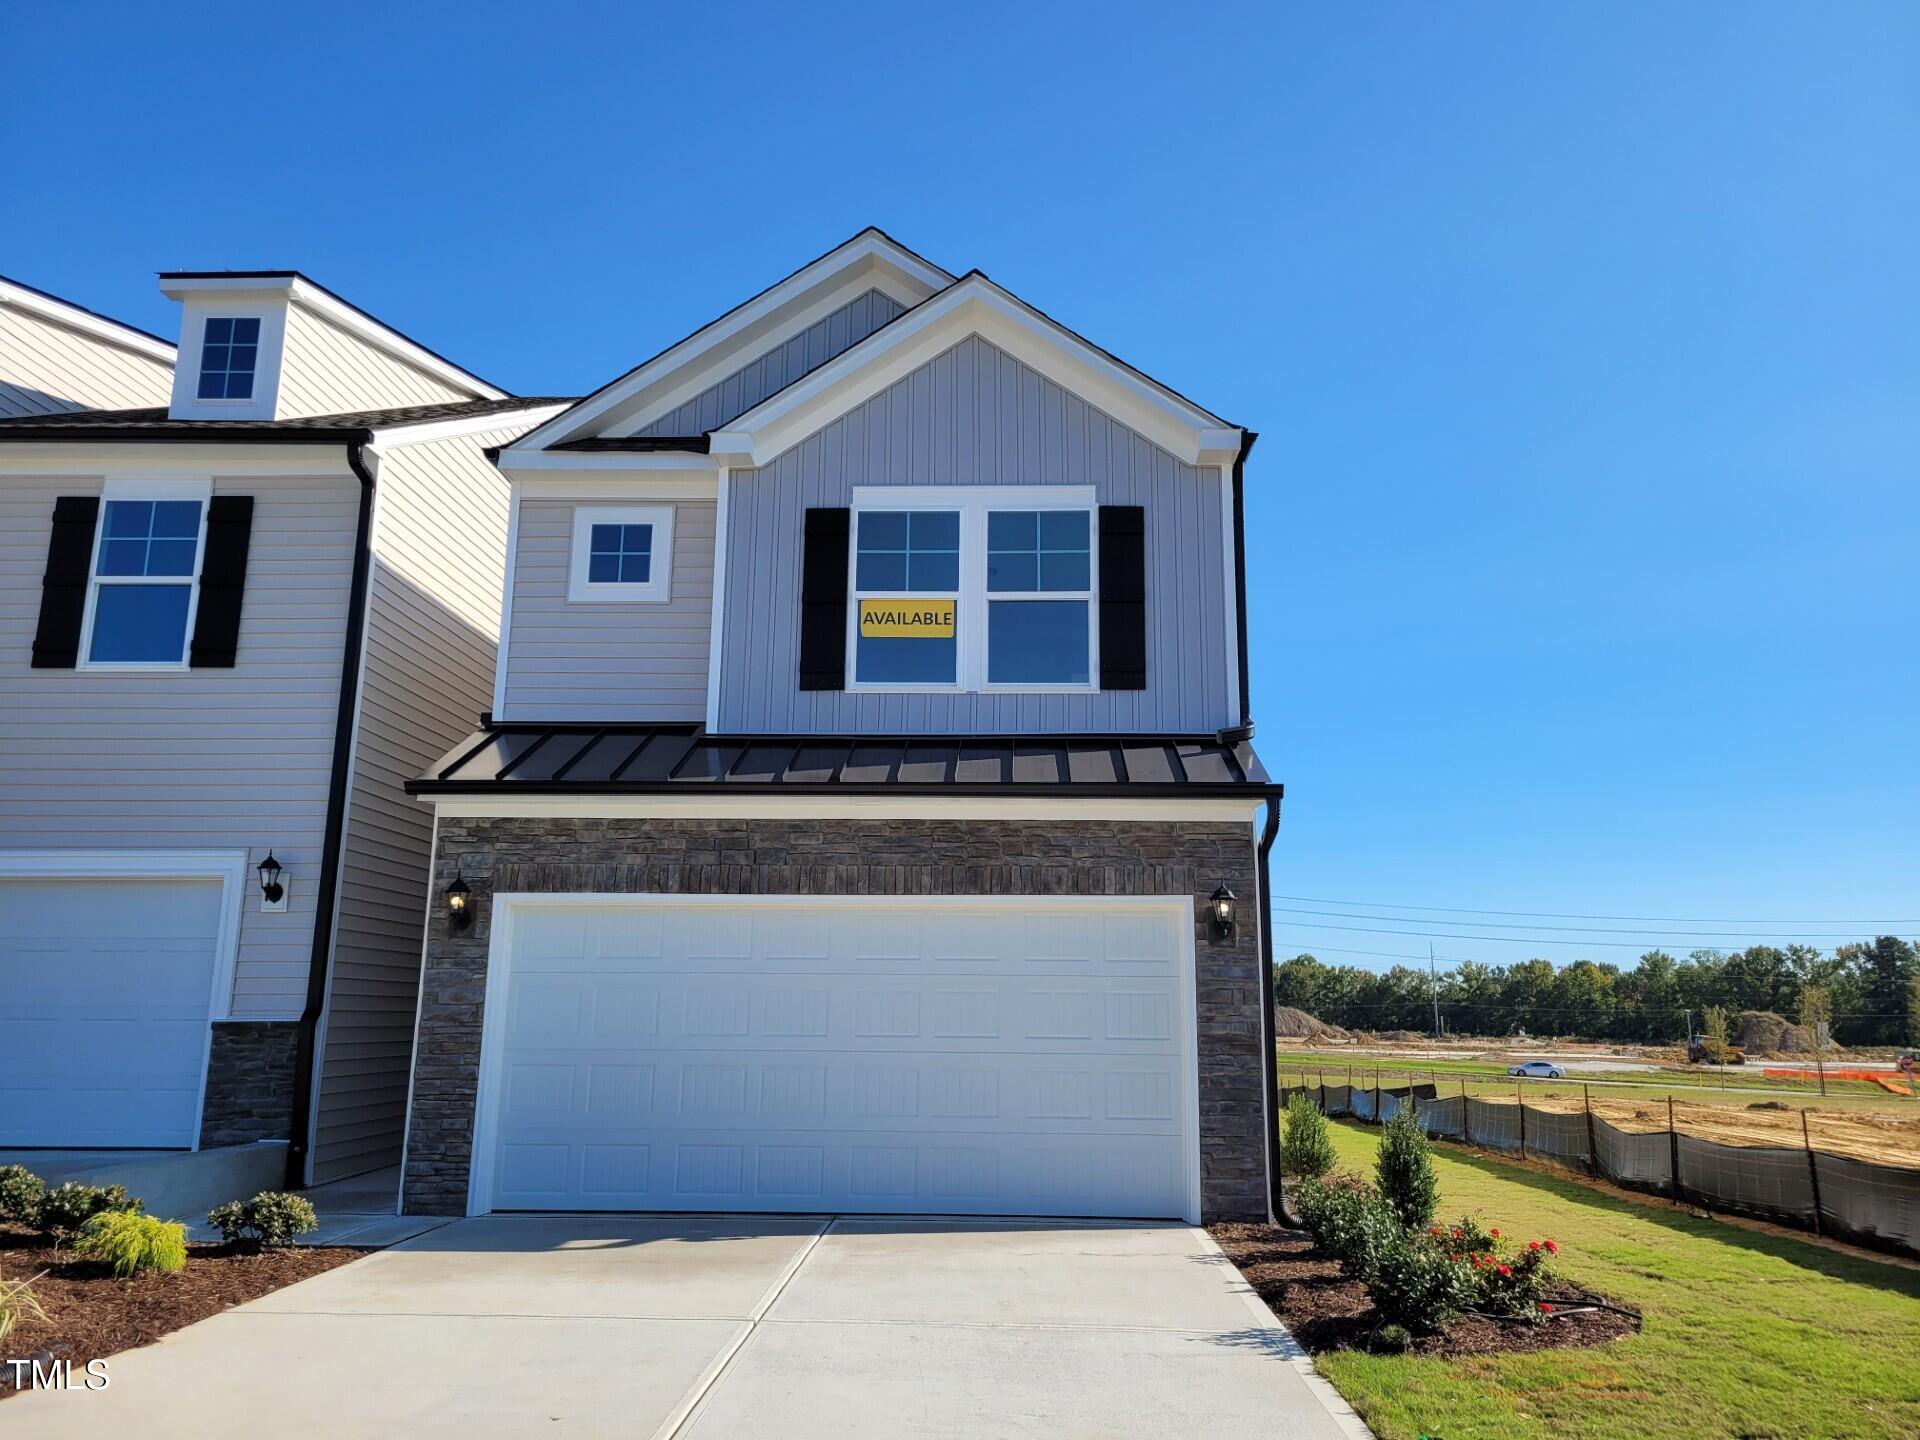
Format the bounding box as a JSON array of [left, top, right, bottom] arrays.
[[407, 724, 1279, 799]]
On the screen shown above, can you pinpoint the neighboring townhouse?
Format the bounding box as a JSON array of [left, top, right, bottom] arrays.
[[0, 269, 568, 1186], [402, 229, 1282, 1224], [0, 273, 177, 415]]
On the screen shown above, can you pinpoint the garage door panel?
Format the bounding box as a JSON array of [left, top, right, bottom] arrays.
[[0, 877, 222, 1149], [485, 899, 1194, 1219]]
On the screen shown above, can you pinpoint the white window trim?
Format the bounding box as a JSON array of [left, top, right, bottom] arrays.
[[194, 315, 263, 404], [77, 475, 213, 672], [847, 484, 1098, 695], [567, 504, 675, 603]]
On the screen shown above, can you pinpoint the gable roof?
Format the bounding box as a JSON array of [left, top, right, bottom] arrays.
[[0, 395, 573, 445], [0, 273, 177, 363], [158, 270, 506, 400], [707, 271, 1243, 469], [506, 228, 954, 454]]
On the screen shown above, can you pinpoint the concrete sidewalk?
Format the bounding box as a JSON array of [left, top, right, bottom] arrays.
[[3, 1214, 1369, 1439]]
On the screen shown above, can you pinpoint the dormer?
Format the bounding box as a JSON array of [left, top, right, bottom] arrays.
[[159, 271, 504, 422]]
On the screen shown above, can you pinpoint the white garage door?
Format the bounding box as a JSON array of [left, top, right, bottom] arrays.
[[0, 878, 224, 1148], [478, 897, 1198, 1220]]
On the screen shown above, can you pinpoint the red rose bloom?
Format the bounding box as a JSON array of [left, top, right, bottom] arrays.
[[1529, 1240, 1541, 1251], [1498, 1264, 1511, 1277], [1490, 1228, 1500, 1237], [1544, 1240, 1558, 1254], [1540, 1302, 1553, 1313]]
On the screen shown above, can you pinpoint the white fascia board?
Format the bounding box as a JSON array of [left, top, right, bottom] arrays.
[[497, 448, 720, 473], [0, 279, 177, 363], [505, 231, 956, 454], [511, 474, 718, 500], [709, 275, 1242, 469], [0, 442, 358, 478], [429, 795, 1265, 822], [159, 274, 504, 401], [367, 402, 570, 451]]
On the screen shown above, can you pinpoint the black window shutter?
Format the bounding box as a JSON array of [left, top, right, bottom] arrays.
[[797, 507, 850, 691], [189, 495, 254, 667], [1098, 504, 1147, 690], [31, 495, 100, 669]]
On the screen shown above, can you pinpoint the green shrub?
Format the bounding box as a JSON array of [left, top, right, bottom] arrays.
[[1364, 1228, 1477, 1333], [0, 1273, 49, 1343], [36, 1182, 137, 1241], [208, 1191, 318, 1249], [1293, 1176, 1404, 1283], [74, 1210, 188, 1277], [1371, 1322, 1411, 1353], [0, 1165, 46, 1224], [1280, 1092, 1336, 1180], [1375, 1107, 1439, 1229]]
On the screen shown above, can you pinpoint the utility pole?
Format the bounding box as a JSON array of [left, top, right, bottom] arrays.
[[1430, 943, 1442, 1039]]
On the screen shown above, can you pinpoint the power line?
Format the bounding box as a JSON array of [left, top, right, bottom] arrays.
[[1271, 893, 1920, 928], [1271, 904, 1878, 941]]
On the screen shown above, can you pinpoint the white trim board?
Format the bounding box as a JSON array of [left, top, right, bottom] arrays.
[[428, 796, 1265, 822], [464, 892, 1202, 1224], [0, 277, 177, 363], [710, 274, 1242, 470]]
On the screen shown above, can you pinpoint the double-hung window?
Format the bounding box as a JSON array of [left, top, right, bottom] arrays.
[[848, 487, 1097, 692], [83, 484, 209, 667]]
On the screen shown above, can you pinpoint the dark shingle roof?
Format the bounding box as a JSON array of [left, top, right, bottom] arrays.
[[409, 723, 1278, 798], [0, 396, 575, 444]]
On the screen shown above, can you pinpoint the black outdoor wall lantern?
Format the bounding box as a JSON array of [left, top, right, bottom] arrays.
[[446, 872, 473, 933], [258, 851, 285, 905], [1209, 885, 1238, 942]]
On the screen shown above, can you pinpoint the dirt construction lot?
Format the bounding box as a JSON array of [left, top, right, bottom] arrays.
[[1520, 1093, 1920, 1165]]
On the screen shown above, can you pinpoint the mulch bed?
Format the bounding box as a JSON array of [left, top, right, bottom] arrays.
[[1, 1224, 364, 1396], [1208, 1221, 1640, 1358]]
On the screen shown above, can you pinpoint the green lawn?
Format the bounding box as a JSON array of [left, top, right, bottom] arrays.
[[1276, 1051, 1918, 1114], [1310, 1121, 1920, 1440]]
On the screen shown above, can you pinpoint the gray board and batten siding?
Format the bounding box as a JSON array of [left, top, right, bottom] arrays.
[[715, 333, 1234, 735], [632, 289, 905, 438]]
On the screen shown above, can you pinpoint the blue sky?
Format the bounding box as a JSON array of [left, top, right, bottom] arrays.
[[5, 2, 1914, 969]]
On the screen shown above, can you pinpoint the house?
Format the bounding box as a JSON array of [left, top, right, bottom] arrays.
[[0, 269, 568, 1187], [1, 273, 177, 415], [401, 230, 1282, 1223]]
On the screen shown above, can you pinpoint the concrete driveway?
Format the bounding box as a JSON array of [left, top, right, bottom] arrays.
[[5, 1215, 1367, 1439]]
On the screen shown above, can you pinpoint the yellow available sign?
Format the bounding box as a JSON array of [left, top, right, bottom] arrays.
[[859, 598, 955, 638]]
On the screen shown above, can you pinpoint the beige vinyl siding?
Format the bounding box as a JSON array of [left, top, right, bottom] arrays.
[[0, 302, 174, 416], [0, 465, 358, 1018], [499, 497, 715, 722], [312, 420, 526, 1181], [276, 301, 473, 419]]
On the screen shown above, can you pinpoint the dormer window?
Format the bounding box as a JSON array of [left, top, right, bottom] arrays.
[[568, 505, 675, 602], [196, 317, 261, 400]]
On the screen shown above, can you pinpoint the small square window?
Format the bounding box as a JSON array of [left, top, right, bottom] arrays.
[[198, 316, 260, 401], [569, 506, 674, 602]]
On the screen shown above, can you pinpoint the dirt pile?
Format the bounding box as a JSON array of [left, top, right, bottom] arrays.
[[1273, 1006, 1351, 1042], [1735, 1011, 1822, 1055]]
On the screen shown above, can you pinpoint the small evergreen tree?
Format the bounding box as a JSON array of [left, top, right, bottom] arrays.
[[1375, 1106, 1439, 1228], [1280, 1091, 1336, 1179]]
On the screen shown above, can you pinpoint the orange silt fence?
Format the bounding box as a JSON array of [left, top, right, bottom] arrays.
[[1763, 1068, 1916, 1095]]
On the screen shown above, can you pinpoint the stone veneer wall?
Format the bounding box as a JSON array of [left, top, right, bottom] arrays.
[[401, 817, 1267, 1220], [198, 1020, 300, 1147]]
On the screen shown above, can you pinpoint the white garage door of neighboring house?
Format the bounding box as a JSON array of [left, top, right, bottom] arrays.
[[477, 896, 1200, 1221], [0, 878, 225, 1149]]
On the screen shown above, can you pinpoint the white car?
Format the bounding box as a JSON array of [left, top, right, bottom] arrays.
[[1508, 1060, 1565, 1079]]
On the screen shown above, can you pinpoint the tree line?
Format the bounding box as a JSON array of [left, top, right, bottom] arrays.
[[1272, 936, 1920, 1047]]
